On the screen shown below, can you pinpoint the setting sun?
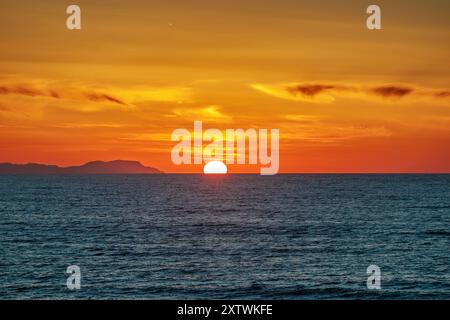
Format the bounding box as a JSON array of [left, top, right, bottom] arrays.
[[203, 161, 228, 175]]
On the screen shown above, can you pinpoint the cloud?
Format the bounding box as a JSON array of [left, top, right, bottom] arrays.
[[278, 121, 392, 143], [282, 114, 319, 122], [0, 78, 195, 108], [84, 92, 127, 105], [436, 91, 450, 98], [252, 83, 347, 103], [370, 85, 414, 98], [117, 88, 193, 104], [287, 84, 341, 97], [0, 83, 128, 106], [251, 83, 332, 103], [53, 123, 126, 129], [0, 85, 44, 97], [170, 105, 232, 122], [252, 82, 449, 104]]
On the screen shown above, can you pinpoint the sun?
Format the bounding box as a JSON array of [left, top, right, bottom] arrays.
[[203, 161, 227, 174]]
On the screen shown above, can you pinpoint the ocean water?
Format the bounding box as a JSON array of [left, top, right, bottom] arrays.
[[0, 174, 449, 300]]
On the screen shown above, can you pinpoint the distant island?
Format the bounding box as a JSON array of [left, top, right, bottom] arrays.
[[0, 160, 163, 174]]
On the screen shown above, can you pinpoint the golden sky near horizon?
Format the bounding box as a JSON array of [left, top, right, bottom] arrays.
[[0, 0, 449, 173]]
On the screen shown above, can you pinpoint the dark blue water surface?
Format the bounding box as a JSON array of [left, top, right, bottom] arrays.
[[0, 175, 449, 299]]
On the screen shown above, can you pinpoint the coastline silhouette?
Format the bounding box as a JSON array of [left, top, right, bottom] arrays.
[[0, 160, 163, 174]]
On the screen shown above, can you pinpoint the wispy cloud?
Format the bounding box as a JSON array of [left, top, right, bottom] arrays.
[[287, 84, 347, 97], [279, 122, 392, 143], [0, 83, 128, 106], [117, 88, 193, 104], [435, 91, 450, 98], [0, 79, 194, 107], [84, 92, 127, 105], [0, 85, 54, 98], [251, 82, 449, 104], [169, 105, 232, 122], [370, 85, 414, 98], [282, 114, 319, 122]]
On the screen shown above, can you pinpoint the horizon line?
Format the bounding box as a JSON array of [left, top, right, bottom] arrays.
[[1, 161, 450, 175]]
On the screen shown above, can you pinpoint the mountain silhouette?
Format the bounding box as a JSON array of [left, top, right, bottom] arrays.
[[0, 160, 163, 174]]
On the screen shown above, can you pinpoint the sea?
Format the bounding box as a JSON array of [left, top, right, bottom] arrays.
[[0, 174, 449, 299]]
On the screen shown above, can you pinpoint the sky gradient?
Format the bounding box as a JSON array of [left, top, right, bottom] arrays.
[[0, 0, 449, 173]]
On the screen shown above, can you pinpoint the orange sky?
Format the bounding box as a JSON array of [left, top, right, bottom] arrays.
[[0, 0, 449, 173]]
